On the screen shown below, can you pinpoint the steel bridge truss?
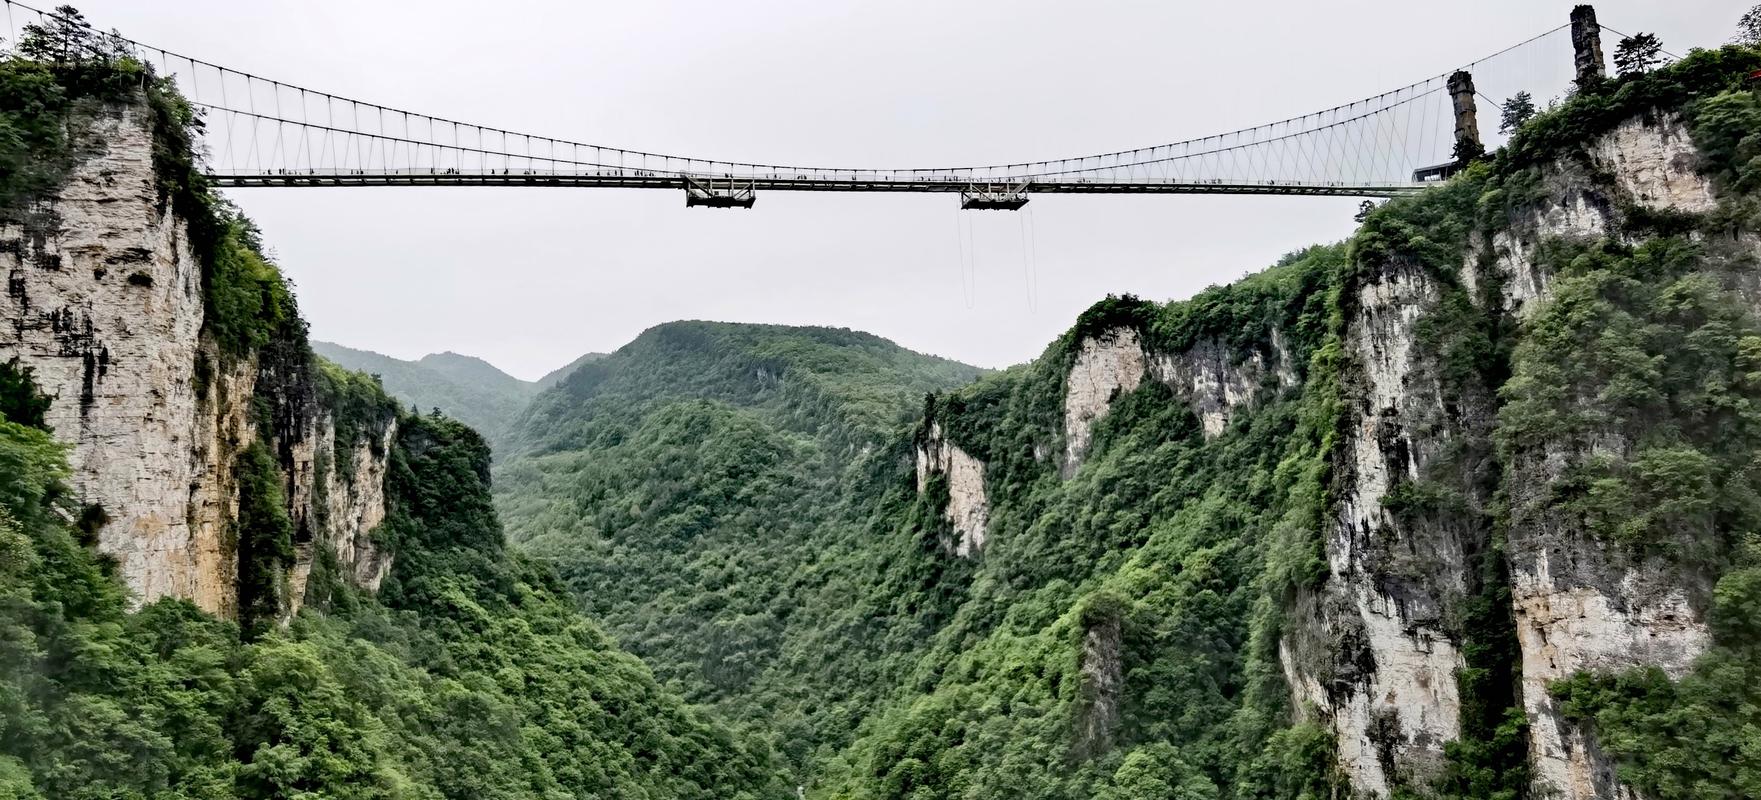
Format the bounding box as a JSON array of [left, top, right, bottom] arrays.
[[209, 171, 1426, 203]]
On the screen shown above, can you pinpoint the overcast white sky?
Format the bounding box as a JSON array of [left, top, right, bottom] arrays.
[[71, 1, 1748, 379]]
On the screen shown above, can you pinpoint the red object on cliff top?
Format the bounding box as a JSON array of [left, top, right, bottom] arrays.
[[1750, 68, 1761, 81]]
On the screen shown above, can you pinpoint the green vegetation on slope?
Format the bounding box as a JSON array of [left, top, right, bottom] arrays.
[[1, 19, 790, 798], [0, 359, 788, 800], [496, 321, 984, 763], [10, 6, 1761, 799], [535, 350, 609, 389], [815, 250, 1346, 800], [494, 257, 1345, 798], [497, 43, 1761, 800], [1493, 46, 1761, 799]]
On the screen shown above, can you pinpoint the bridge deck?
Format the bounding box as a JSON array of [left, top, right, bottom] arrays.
[[209, 171, 1428, 198]]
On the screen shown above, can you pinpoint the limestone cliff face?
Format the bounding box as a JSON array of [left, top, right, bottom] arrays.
[[1061, 326, 1297, 473], [1062, 328, 1150, 473], [1297, 256, 1474, 795], [915, 421, 990, 557], [320, 419, 399, 592], [287, 413, 400, 609], [0, 102, 396, 618], [1485, 114, 1725, 800], [1281, 112, 1735, 799]]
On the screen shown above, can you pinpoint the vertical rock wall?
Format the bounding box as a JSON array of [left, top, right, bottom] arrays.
[[286, 414, 399, 610], [0, 106, 229, 609], [1492, 115, 1723, 800], [1062, 329, 1149, 473], [915, 421, 991, 557], [1273, 112, 1732, 800], [324, 420, 399, 592], [0, 102, 397, 618], [1283, 112, 1732, 800], [1295, 258, 1472, 795]]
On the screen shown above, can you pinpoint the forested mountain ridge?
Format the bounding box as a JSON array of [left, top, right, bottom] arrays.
[[536, 349, 609, 389], [498, 44, 1761, 800], [0, 18, 786, 799], [495, 320, 985, 743], [502, 320, 985, 459]]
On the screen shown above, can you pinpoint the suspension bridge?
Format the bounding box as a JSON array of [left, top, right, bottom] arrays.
[[2, 2, 1623, 209]]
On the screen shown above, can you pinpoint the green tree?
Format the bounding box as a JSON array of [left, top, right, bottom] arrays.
[[1737, 5, 1761, 46], [16, 5, 95, 63], [1498, 91, 1536, 134], [1614, 33, 1664, 76], [0, 360, 50, 429]]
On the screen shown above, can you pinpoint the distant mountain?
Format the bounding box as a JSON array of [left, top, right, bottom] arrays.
[[312, 341, 542, 443], [498, 320, 985, 460]]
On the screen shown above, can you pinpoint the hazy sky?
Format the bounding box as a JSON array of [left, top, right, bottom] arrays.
[[69, 1, 1749, 379]]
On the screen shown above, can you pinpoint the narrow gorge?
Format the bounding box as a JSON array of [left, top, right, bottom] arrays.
[[3, 9, 1760, 800]]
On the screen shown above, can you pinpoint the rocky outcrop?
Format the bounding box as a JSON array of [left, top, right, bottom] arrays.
[[1587, 115, 1717, 214], [1062, 328, 1149, 473], [1152, 332, 1298, 438], [322, 419, 398, 592], [0, 105, 229, 609], [1277, 108, 1738, 800], [1061, 327, 1297, 472], [1287, 258, 1475, 795], [286, 413, 398, 609], [0, 102, 397, 618], [1075, 608, 1124, 758], [1472, 115, 1715, 322], [915, 421, 990, 557]]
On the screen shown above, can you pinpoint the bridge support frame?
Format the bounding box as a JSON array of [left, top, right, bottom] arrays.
[[683, 176, 756, 208], [960, 182, 1030, 210]]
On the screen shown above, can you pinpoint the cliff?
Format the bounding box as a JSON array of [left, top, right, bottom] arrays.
[[0, 38, 789, 800], [843, 46, 1761, 800], [0, 78, 399, 623]]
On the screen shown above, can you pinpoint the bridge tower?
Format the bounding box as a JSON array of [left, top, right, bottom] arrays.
[[1447, 70, 1481, 163], [1571, 5, 1607, 87]]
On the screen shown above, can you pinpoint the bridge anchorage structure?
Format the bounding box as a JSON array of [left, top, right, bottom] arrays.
[[0, 1, 1621, 212]]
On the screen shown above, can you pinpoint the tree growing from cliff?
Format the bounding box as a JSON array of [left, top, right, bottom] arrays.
[[1614, 33, 1664, 76], [1738, 5, 1761, 46], [1499, 91, 1536, 134], [11, 5, 131, 67], [0, 361, 50, 430], [15, 6, 95, 63]]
